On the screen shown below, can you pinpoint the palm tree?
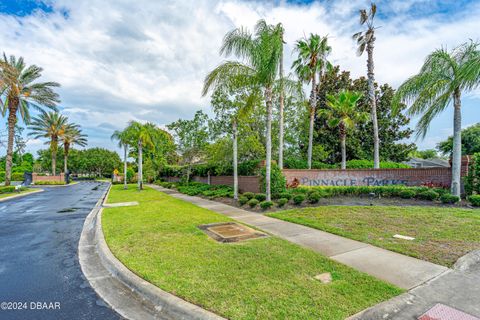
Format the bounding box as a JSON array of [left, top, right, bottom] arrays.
[[393, 41, 480, 197], [0, 54, 60, 185], [292, 34, 331, 169], [203, 19, 282, 201], [111, 129, 130, 190], [29, 111, 69, 175], [125, 121, 155, 190], [322, 90, 368, 169], [353, 3, 380, 169], [62, 124, 87, 175], [276, 23, 285, 169]]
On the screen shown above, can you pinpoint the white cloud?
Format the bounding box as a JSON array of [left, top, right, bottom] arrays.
[[0, 0, 479, 154]]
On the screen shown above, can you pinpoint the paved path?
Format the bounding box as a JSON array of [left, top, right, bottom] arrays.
[[148, 184, 447, 290], [0, 182, 120, 320]]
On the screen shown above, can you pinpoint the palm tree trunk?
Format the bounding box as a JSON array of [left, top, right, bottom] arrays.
[[340, 127, 347, 170], [307, 74, 317, 169], [265, 86, 273, 201], [278, 33, 285, 170], [4, 100, 18, 186], [367, 40, 380, 169], [64, 153, 68, 174], [232, 118, 238, 200], [124, 144, 128, 190], [451, 88, 462, 197], [51, 140, 57, 175], [138, 140, 143, 190]]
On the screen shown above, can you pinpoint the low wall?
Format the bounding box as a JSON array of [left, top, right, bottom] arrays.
[[33, 173, 65, 183], [163, 175, 261, 193]]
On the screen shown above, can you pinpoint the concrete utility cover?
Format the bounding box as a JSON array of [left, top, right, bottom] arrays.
[[198, 222, 267, 243], [418, 303, 480, 320], [314, 272, 332, 283], [103, 201, 139, 208]]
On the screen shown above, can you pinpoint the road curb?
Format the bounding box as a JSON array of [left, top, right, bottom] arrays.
[[0, 188, 44, 202], [79, 183, 225, 320]]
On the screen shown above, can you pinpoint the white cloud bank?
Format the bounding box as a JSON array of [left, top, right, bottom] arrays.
[[0, 0, 479, 153]]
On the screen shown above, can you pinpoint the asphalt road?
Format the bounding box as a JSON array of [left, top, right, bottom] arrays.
[[0, 182, 120, 320]]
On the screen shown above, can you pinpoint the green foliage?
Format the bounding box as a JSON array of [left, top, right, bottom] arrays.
[[260, 201, 274, 210], [409, 149, 438, 159], [464, 153, 480, 195], [346, 160, 410, 169], [126, 168, 135, 183], [254, 193, 266, 201], [440, 193, 460, 204], [260, 163, 286, 195], [417, 190, 439, 201], [0, 186, 17, 193], [242, 192, 255, 200], [238, 196, 249, 206], [278, 192, 292, 200], [34, 180, 66, 185], [399, 189, 416, 199], [437, 123, 480, 156], [11, 172, 24, 181], [293, 194, 305, 205], [467, 195, 480, 207], [277, 198, 289, 207], [248, 198, 259, 208], [175, 182, 233, 198], [308, 191, 321, 203]]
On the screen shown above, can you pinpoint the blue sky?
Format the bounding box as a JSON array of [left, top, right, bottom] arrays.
[[0, 0, 479, 156]]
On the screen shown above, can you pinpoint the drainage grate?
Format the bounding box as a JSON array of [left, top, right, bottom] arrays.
[[198, 222, 267, 243], [418, 303, 479, 320]]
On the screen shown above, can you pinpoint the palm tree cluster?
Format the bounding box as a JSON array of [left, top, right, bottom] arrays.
[[0, 53, 86, 183]]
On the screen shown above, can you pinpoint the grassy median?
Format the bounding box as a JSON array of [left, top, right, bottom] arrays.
[[102, 185, 401, 320], [268, 206, 480, 267]]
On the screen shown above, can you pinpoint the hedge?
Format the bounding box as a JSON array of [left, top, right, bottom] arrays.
[[34, 181, 66, 185]]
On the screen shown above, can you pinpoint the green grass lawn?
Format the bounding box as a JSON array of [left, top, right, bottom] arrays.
[[102, 185, 402, 320], [268, 206, 480, 267], [0, 188, 38, 199]]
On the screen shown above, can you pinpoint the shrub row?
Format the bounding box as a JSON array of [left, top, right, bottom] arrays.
[[34, 180, 66, 185], [155, 181, 233, 199], [159, 160, 262, 178], [0, 186, 17, 193], [0, 172, 25, 182]]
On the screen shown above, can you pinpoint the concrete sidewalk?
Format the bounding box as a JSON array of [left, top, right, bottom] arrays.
[[148, 184, 447, 290]]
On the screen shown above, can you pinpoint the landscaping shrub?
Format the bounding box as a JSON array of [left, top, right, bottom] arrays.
[[467, 195, 480, 207], [260, 201, 274, 210], [34, 180, 66, 185], [440, 193, 460, 204], [126, 167, 135, 182], [0, 186, 16, 193], [260, 163, 286, 195], [247, 199, 259, 208], [292, 194, 305, 205], [238, 196, 249, 206], [254, 193, 266, 201], [242, 192, 255, 200], [308, 191, 321, 203], [11, 172, 25, 181], [417, 190, 439, 201], [277, 198, 289, 207], [399, 189, 416, 199], [465, 152, 480, 195], [345, 160, 410, 169], [278, 192, 292, 200]]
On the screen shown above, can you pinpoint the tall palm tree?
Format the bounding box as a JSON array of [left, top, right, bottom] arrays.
[[292, 34, 331, 169], [203, 19, 282, 201], [0, 54, 60, 185], [125, 121, 155, 190], [276, 23, 285, 169], [322, 90, 368, 169], [111, 128, 130, 190], [393, 41, 480, 197], [353, 3, 380, 169], [62, 124, 87, 175]]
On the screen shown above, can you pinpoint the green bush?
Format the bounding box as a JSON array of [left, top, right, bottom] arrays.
[[260, 201, 274, 210], [440, 193, 460, 204], [417, 190, 439, 201], [345, 160, 410, 169], [260, 163, 286, 195], [467, 195, 480, 207], [11, 172, 24, 181], [399, 189, 416, 199], [292, 194, 305, 205], [0, 186, 16, 193], [247, 198, 259, 208], [465, 153, 480, 195], [126, 167, 135, 182], [277, 198, 289, 207], [242, 192, 255, 200], [255, 193, 266, 201], [238, 196, 249, 206], [308, 191, 321, 203], [278, 192, 292, 200], [34, 180, 66, 185]]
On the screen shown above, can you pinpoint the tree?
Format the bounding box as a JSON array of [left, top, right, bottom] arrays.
[[62, 124, 87, 174], [167, 110, 209, 183], [353, 3, 380, 169], [0, 54, 60, 185], [202, 20, 282, 201], [28, 111, 68, 175], [322, 90, 368, 169], [124, 121, 155, 190], [111, 129, 130, 189], [276, 23, 285, 169], [292, 34, 331, 169], [394, 41, 480, 197], [437, 123, 480, 156], [409, 149, 439, 159]]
